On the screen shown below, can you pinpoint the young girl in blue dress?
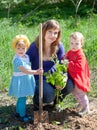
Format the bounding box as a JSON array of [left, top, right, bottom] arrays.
[[8, 34, 43, 122]]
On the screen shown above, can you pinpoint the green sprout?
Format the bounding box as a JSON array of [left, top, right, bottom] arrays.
[[44, 58, 67, 89]]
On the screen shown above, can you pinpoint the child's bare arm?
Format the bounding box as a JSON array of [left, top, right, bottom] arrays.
[[18, 66, 43, 75]]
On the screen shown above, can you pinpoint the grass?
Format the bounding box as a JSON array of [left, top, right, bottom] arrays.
[[0, 15, 97, 91], [0, 19, 39, 90], [0, 2, 97, 130], [0, 0, 97, 99]]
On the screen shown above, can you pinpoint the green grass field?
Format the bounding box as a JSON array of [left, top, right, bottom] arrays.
[[0, 1, 97, 93], [0, 2, 97, 129]]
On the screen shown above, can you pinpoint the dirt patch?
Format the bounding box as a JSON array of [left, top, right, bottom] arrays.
[[0, 68, 97, 130], [0, 92, 97, 130]]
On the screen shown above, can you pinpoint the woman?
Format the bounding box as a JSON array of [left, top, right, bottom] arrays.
[[26, 19, 65, 110]]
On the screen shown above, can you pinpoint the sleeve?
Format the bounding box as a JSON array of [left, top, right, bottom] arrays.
[[57, 43, 65, 62], [68, 54, 86, 73], [13, 58, 23, 68], [61, 53, 68, 60], [26, 42, 38, 62]]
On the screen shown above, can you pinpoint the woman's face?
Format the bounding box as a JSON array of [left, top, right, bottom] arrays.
[[70, 37, 82, 51], [15, 43, 27, 57], [45, 29, 59, 45]]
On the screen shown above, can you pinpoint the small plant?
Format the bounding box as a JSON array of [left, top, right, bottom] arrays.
[[44, 58, 67, 90], [44, 57, 68, 106]]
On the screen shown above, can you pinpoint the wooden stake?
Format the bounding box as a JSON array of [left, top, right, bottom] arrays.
[[34, 24, 49, 124], [39, 23, 43, 116]]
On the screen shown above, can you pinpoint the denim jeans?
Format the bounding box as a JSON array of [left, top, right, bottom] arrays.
[[33, 80, 55, 105], [60, 76, 74, 101]]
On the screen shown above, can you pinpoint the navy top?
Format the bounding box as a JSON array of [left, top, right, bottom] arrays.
[[26, 42, 65, 80]]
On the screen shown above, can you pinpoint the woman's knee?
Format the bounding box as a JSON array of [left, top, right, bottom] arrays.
[[66, 78, 74, 92], [34, 80, 55, 103], [43, 81, 55, 103]]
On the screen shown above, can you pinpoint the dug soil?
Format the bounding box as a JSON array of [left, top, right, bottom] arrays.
[[0, 68, 97, 130], [0, 92, 97, 130]]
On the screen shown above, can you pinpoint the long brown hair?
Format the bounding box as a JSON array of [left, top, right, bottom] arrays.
[[35, 19, 61, 56]]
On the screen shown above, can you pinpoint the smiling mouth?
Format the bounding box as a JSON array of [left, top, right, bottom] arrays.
[[19, 53, 23, 55]]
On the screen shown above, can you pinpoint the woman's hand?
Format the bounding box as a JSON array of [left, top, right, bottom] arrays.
[[55, 85, 64, 90]]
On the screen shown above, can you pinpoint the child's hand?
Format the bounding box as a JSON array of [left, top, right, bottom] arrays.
[[64, 59, 69, 66], [61, 59, 69, 66], [37, 68, 43, 75]]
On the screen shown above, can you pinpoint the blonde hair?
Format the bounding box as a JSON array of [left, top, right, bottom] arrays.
[[35, 19, 61, 56], [12, 34, 30, 50], [70, 32, 84, 45]]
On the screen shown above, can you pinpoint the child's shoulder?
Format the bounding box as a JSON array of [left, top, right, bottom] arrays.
[[25, 54, 29, 58], [13, 55, 20, 61], [12, 55, 22, 64]]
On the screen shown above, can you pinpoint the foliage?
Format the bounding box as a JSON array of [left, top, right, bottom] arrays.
[[44, 58, 74, 106], [0, 0, 97, 94], [0, 0, 96, 25], [0, 2, 97, 129], [56, 94, 76, 112], [44, 59, 67, 89], [0, 18, 39, 91], [70, 0, 83, 14], [0, 0, 23, 18]]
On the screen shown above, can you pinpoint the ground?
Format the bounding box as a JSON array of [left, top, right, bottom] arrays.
[[0, 68, 97, 130], [0, 92, 97, 130]]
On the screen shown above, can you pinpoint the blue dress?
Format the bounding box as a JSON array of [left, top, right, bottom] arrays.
[[8, 54, 36, 98]]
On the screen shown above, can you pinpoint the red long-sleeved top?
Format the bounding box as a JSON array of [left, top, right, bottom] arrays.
[[63, 49, 90, 92]]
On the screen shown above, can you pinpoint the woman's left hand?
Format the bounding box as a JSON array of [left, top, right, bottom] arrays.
[[55, 85, 64, 90]]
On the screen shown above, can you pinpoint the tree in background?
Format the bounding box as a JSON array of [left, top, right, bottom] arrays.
[[0, 0, 23, 18]]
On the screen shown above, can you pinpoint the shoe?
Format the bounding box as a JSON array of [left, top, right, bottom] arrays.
[[19, 115, 33, 122], [78, 108, 90, 116], [19, 116, 29, 122], [25, 114, 33, 121], [43, 101, 54, 107], [15, 113, 33, 122], [56, 104, 63, 112], [75, 104, 82, 112]]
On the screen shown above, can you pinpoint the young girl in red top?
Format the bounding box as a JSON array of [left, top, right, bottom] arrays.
[[63, 32, 90, 116]]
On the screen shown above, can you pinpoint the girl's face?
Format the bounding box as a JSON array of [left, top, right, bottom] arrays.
[[70, 37, 82, 51], [15, 42, 27, 57], [45, 29, 59, 45]]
